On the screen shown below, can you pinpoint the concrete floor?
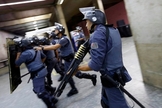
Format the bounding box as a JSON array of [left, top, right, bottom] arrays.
[[0, 37, 162, 108]]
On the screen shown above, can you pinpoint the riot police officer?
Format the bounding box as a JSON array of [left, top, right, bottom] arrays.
[[39, 36, 64, 84], [75, 26, 86, 50], [77, 7, 132, 108], [34, 22, 97, 97], [34, 23, 78, 97], [51, 24, 97, 86], [15, 38, 58, 108], [50, 32, 65, 82], [29, 35, 56, 95], [39, 36, 56, 86]]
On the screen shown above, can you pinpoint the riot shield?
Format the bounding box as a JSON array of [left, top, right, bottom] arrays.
[[6, 38, 22, 93]]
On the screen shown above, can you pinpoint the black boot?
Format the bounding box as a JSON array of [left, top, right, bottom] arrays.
[[76, 72, 97, 86], [37, 91, 58, 108], [52, 97, 58, 104], [67, 88, 78, 97], [67, 78, 78, 97]]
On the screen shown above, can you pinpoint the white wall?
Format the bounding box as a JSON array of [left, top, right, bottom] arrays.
[[124, 0, 162, 88], [0, 31, 20, 60], [0, 31, 14, 68]]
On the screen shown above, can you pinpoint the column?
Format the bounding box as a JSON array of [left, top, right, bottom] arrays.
[[55, 5, 70, 37], [124, 0, 162, 88]]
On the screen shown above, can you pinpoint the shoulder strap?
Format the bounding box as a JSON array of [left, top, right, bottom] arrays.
[[105, 24, 113, 42], [26, 51, 37, 65], [102, 24, 113, 70], [105, 26, 109, 42]]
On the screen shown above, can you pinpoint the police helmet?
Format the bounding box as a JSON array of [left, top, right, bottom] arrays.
[[13, 37, 22, 46], [39, 37, 50, 45], [79, 7, 106, 25], [50, 32, 58, 39], [31, 35, 40, 45], [54, 22, 65, 34], [19, 38, 31, 48], [76, 26, 82, 31]]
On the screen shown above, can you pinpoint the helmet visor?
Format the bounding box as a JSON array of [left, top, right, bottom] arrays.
[[79, 7, 95, 20]]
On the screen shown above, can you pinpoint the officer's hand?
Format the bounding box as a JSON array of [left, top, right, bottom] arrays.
[[33, 46, 42, 50]]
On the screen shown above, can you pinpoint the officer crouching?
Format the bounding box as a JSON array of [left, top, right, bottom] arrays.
[[15, 38, 58, 108]]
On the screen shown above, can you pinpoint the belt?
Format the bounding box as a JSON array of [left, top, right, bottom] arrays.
[[30, 66, 45, 73], [27, 66, 45, 83], [30, 66, 45, 78]]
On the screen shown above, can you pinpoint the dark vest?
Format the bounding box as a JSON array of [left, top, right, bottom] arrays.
[[25, 49, 44, 72], [43, 50, 55, 59], [59, 36, 74, 57], [101, 27, 123, 75]]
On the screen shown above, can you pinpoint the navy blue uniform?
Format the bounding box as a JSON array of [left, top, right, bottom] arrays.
[[15, 49, 57, 108], [58, 36, 77, 92], [88, 24, 131, 108], [43, 48, 57, 85], [51, 39, 65, 81]]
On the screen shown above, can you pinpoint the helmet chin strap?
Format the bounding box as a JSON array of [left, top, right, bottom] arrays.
[[89, 24, 95, 33]]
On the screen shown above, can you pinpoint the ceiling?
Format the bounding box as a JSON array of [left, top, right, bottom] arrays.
[[0, 0, 122, 36]]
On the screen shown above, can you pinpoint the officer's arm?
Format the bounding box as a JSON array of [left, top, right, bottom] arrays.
[[15, 53, 21, 67], [16, 52, 21, 61], [77, 37, 84, 41], [34, 44, 61, 51], [15, 52, 26, 67], [43, 44, 61, 50]]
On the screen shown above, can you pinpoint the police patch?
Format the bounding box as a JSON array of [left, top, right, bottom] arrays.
[[91, 42, 98, 49]]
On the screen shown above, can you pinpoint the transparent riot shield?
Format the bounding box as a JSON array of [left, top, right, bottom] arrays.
[[6, 38, 22, 93]]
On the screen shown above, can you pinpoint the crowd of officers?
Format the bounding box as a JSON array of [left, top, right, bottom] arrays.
[[14, 22, 97, 108], [14, 6, 134, 108]]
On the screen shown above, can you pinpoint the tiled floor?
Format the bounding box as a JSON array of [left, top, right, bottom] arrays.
[[0, 37, 162, 108]]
